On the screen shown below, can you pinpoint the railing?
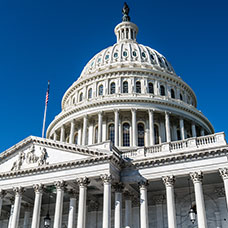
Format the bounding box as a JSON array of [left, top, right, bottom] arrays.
[[121, 132, 227, 160]]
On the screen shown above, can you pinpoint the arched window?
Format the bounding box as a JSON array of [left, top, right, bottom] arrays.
[[79, 93, 83, 102], [99, 85, 103, 96], [136, 81, 141, 93], [123, 81, 128, 93], [137, 123, 145, 146], [123, 123, 130, 147], [148, 82, 154, 94], [154, 125, 159, 144], [94, 126, 98, 143], [171, 89, 175, 99], [108, 124, 115, 144], [160, 85, 165, 96], [110, 82, 115, 94], [88, 88, 92, 99], [180, 93, 183, 101]]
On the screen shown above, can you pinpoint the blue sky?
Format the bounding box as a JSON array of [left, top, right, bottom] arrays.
[[0, 0, 227, 152]]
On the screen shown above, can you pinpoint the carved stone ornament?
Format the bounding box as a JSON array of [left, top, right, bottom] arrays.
[[37, 147, 48, 166], [77, 177, 90, 187], [26, 145, 37, 164], [113, 182, 124, 193], [162, 175, 175, 187], [219, 168, 228, 180], [11, 151, 25, 171], [138, 180, 149, 188], [190, 171, 203, 183], [0, 189, 6, 198], [55, 181, 67, 191], [100, 174, 112, 184], [13, 187, 25, 196], [33, 184, 44, 193]]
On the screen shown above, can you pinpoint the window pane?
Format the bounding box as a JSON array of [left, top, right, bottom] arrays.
[[136, 81, 141, 93], [123, 123, 130, 147], [171, 89, 175, 99], [110, 82, 115, 94], [148, 83, 154, 94], [99, 85, 103, 96], [123, 81, 128, 93], [108, 124, 115, 144], [160, 85, 165, 96], [138, 123, 144, 146], [88, 88, 92, 99], [79, 93, 83, 101]]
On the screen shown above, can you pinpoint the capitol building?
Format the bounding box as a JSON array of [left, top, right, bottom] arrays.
[[0, 3, 228, 228]]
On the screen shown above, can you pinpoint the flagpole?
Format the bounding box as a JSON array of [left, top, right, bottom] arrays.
[[42, 81, 50, 138]]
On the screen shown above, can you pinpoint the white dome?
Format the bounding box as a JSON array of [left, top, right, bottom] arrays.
[[80, 21, 175, 79]]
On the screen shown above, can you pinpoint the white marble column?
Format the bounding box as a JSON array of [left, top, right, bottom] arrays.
[[69, 120, 75, 144], [77, 177, 90, 228], [31, 184, 44, 228], [101, 174, 112, 228], [124, 192, 132, 228], [23, 209, 31, 228], [219, 168, 228, 209], [113, 183, 124, 228], [139, 180, 149, 228], [191, 123, 197, 137], [11, 187, 24, 228], [179, 118, 185, 140], [67, 191, 78, 228], [0, 190, 6, 217], [148, 109, 155, 146], [60, 125, 65, 142], [131, 109, 137, 147], [190, 171, 208, 228], [98, 112, 103, 143], [78, 128, 82, 145], [53, 181, 66, 228], [53, 131, 57, 141], [165, 112, 171, 142], [162, 176, 177, 228], [82, 115, 88, 146], [115, 110, 119, 147]]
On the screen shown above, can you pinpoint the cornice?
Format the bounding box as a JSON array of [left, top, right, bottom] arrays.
[[47, 95, 212, 137], [0, 136, 107, 159], [126, 148, 228, 169], [0, 153, 122, 180]]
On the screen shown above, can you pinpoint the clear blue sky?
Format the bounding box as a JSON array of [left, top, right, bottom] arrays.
[[0, 0, 227, 152]]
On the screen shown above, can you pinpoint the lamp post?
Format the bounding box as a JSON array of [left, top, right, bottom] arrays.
[[188, 178, 196, 224]]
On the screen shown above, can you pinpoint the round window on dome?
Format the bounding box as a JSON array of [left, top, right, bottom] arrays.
[[91, 61, 94, 67], [97, 58, 101, 63], [150, 53, 154, 60], [133, 51, 137, 57], [142, 52, 146, 58], [105, 54, 109, 60], [114, 52, 118, 58], [123, 51, 128, 57]]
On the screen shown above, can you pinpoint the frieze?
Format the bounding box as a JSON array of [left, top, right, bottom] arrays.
[[11, 146, 48, 171]]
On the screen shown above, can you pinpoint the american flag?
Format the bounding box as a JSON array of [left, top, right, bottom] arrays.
[[45, 81, 50, 105]]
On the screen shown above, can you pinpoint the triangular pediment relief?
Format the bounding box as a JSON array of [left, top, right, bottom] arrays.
[[0, 136, 110, 173]]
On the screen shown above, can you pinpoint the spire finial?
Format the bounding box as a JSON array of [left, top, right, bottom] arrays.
[[122, 2, 130, 22]]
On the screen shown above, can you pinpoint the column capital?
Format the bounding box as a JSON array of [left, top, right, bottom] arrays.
[[219, 168, 228, 180], [55, 180, 67, 191], [33, 184, 44, 193], [138, 180, 149, 189], [190, 171, 203, 183], [0, 189, 6, 198], [113, 182, 124, 193], [148, 109, 154, 113], [100, 174, 112, 184], [71, 119, 75, 125], [98, 111, 103, 115], [13, 186, 24, 196], [131, 108, 137, 113], [162, 175, 175, 187], [83, 114, 88, 119], [77, 177, 90, 187], [114, 109, 119, 113]]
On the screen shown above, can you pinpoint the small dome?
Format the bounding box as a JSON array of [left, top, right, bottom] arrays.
[[79, 21, 175, 79]]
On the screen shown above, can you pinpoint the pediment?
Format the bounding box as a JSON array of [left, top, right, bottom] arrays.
[[0, 136, 105, 173]]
